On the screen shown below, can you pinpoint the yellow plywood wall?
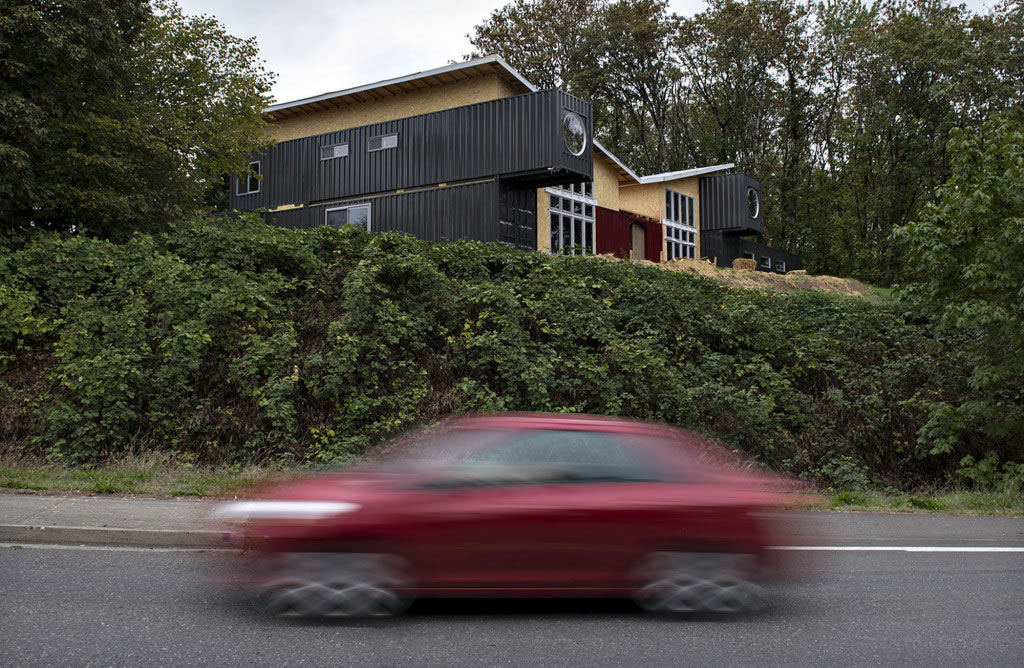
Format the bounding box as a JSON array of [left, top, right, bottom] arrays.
[[268, 75, 523, 142], [593, 155, 620, 211], [618, 176, 702, 262], [536, 188, 551, 253]]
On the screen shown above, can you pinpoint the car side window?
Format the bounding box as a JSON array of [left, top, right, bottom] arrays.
[[440, 429, 662, 487]]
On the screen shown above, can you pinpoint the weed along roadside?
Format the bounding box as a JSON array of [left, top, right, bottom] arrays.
[[0, 215, 1020, 504]]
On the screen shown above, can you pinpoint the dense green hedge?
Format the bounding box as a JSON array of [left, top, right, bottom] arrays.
[[0, 215, 1011, 487]]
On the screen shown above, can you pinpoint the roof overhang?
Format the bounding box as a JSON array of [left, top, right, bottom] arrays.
[[263, 55, 535, 121], [620, 163, 736, 186]]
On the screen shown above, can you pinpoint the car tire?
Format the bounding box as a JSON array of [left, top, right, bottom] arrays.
[[257, 552, 413, 618], [631, 551, 766, 614]]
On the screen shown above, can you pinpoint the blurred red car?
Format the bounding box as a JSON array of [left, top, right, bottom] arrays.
[[214, 414, 797, 617]]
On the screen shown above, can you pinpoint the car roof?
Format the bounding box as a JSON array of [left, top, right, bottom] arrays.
[[441, 413, 675, 435]]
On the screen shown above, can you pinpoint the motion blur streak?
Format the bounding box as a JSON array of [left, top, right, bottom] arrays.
[[204, 414, 818, 618]]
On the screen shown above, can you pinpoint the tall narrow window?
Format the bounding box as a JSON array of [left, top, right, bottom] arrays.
[[237, 161, 260, 195], [664, 188, 696, 260], [325, 203, 371, 230], [547, 182, 595, 255]]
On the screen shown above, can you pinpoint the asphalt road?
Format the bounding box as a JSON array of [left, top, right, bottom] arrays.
[[2, 517, 1023, 667]]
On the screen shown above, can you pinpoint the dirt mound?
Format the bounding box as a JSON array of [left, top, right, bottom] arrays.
[[592, 254, 870, 297]]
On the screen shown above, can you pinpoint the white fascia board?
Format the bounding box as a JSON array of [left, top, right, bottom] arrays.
[[265, 55, 534, 115], [628, 163, 736, 185]]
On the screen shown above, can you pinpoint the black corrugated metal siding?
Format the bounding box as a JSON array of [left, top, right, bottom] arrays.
[[701, 231, 802, 272], [231, 89, 592, 213], [699, 173, 764, 235], [263, 180, 500, 244]]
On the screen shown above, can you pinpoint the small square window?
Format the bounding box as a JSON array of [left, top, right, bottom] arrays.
[[742, 251, 755, 260], [760, 256, 771, 269], [777, 260, 786, 273], [320, 143, 349, 161]]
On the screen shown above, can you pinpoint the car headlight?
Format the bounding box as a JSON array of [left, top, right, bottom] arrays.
[[213, 501, 361, 523]]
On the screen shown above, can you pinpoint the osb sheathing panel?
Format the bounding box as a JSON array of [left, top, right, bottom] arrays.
[[268, 75, 523, 143], [536, 188, 550, 252], [618, 175, 702, 261], [593, 156, 620, 211]]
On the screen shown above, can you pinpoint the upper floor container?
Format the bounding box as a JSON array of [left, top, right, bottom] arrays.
[[230, 88, 593, 212]]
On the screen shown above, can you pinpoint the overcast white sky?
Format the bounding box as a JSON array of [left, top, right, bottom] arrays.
[[176, 0, 996, 106]]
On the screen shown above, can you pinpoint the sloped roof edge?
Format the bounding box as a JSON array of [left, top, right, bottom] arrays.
[[264, 54, 535, 115], [625, 163, 736, 185]]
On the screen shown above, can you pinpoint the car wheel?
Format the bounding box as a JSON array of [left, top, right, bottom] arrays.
[[257, 552, 413, 618], [632, 551, 766, 614]]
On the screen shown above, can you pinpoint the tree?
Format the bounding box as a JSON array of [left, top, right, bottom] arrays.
[[0, 0, 148, 229], [0, 0, 274, 239], [896, 116, 1024, 445]]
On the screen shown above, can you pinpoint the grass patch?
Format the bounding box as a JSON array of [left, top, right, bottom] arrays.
[[820, 487, 1024, 514], [0, 453, 293, 497]]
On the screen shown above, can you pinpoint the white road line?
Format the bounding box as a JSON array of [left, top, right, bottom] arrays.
[[771, 546, 1024, 552]]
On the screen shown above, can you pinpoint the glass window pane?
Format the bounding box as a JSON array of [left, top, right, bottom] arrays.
[[349, 206, 369, 229], [573, 200, 582, 215], [585, 221, 594, 253], [585, 182, 593, 197], [326, 209, 348, 227], [666, 190, 671, 219], [550, 213, 560, 250], [585, 204, 593, 217], [550, 195, 559, 210], [574, 218, 583, 254], [562, 217, 571, 254]]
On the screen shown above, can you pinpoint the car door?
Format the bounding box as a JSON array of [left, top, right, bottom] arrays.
[[397, 430, 591, 590]]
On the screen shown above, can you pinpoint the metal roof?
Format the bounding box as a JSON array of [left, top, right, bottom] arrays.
[[624, 163, 736, 185]]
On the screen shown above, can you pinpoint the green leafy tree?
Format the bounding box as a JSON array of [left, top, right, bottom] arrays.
[[0, 0, 274, 239], [897, 116, 1024, 446], [0, 0, 148, 229]]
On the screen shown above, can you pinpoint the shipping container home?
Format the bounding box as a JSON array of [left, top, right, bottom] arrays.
[[699, 173, 801, 273], [233, 55, 800, 271]]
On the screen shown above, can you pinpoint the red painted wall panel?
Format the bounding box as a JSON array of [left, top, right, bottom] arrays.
[[595, 206, 662, 262]]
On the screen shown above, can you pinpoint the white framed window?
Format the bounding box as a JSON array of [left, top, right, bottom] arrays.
[[320, 143, 349, 161], [776, 260, 786, 273], [547, 182, 595, 255], [664, 188, 696, 260], [237, 161, 260, 195], [368, 133, 398, 152], [759, 256, 771, 269], [325, 203, 371, 230], [742, 251, 755, 260]]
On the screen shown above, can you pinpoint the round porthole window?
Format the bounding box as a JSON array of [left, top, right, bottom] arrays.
[[747, 188, 760, 219], [562, 111, 587, 156]]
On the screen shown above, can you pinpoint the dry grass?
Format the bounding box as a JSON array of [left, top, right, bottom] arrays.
[[0, 452, 298, 498], [592, 254, 873, 297]]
